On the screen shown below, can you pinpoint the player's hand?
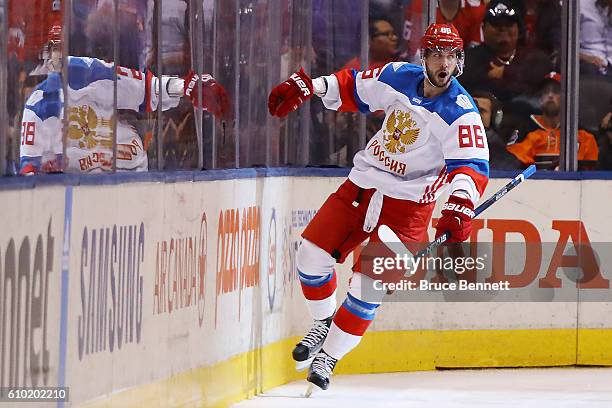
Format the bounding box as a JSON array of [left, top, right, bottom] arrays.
[[183, 70, 230, 117], [268, 68, 313, 118], [19, 163, 37, 176], [435, 195, 475, 243]]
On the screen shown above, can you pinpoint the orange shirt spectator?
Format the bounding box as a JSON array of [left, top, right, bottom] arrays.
[[508, 72, 599, 170], [507, 118, 599, 170], [507, 72, 599, 170], [403, 0, 486, 59]]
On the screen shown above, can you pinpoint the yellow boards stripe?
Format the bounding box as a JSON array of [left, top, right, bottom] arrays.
[[81, 329, 612, 408]]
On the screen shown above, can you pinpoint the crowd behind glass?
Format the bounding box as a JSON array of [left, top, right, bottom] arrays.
[[1, 0, 611, 175]]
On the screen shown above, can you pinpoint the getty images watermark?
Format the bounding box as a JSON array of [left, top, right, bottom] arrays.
[[358, 241, 612, 303], [371, 252, 511, 293]]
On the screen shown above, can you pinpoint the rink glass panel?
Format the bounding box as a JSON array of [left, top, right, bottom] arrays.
[[3, 0, 64, 174], [459, 1, 565, 171], [157, 0, 198, 170], [124, 0, 157, 171], [118, 0, 156, 172], [0, 0, 6, 175], [577, 1, 612, 171], [306, 0, 425, 167], [236, 0, 275, 168], [0, 0, 604, 175], [308, 0, 363, 167], [63, 1, 118, 173], [276, 0, 310, 166], [211, 0, 237, 168], [576, 0, 612, 362]]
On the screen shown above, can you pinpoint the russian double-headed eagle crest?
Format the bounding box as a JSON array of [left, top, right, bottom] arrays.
[[383, 110, 420, 154], [68, 105, 113, 149]]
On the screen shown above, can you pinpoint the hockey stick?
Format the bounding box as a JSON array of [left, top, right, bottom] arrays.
[[378, 164, 536, 276]]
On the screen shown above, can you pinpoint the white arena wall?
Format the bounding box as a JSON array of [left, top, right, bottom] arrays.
[[1, 169, 611, 407]]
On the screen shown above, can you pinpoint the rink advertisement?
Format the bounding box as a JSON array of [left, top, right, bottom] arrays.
[[0, 188, 64, 391], [2, 174, 612, 407], [59, 178, 311, 406]]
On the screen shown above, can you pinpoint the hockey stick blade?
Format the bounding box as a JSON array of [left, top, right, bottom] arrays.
[[377, 225, 416, 262], [377, 225, 418, 276], [378, 165, 536, 277]]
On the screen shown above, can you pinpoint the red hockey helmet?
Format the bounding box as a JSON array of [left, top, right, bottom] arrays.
[[421, 23, 463, 51], [40, 25, 62, 59], [40, 25, 63, 73], [48, 25, 63, 46], [420, 23, 465, 80]]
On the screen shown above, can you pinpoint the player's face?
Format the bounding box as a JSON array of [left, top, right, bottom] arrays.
[[425, 49, 458, 87], [43, 42, 63, 73]]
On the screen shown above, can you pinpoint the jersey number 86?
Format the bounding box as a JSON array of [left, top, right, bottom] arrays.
[[458, 125, 485, 148]]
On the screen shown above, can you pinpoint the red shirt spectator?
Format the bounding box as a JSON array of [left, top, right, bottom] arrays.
[[8, 0, 62, 63], [403, 0, 486, 59], [342, 18, 399, 71]]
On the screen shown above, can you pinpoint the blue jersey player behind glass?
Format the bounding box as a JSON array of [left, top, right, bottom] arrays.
[[19, 25, 229, 175]]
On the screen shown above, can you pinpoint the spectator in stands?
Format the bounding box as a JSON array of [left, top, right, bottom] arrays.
[[342, 17, 399, 70], [309, 1, 366, 166], [338, 16, 400, 153], [85, 0, 148, 70], [507, 73, 599, 170], [580, 0, 612, 78], [482, 1, 562, 66], [525, 1, 562, 58], [596, 112, 612, 169], [461, 0, 552, 103], [503, 0, 561, 68], [402, 0, 487, 61], [472, 90, 522, 170], [312, 0, 362, 73]]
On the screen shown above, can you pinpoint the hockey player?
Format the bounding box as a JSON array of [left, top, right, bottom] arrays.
[[19, 25, 228, 174], [268, 23, 489, 390]]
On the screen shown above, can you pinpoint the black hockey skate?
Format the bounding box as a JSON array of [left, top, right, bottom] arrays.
[[292, 316, 333, 371], [307, 350, 338, 391]]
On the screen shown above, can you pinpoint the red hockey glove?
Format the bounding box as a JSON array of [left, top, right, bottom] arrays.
[[435, 195, 475, 243], [268, 68, 313, 118], [19, 163, 38, 176], [183, 70, 230, 117]]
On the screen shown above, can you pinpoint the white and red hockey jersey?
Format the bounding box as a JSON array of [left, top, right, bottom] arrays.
[[19, 56, 181, 174], [320, 62, 489, 204]]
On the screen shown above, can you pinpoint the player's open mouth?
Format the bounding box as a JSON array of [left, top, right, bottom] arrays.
[[438, 72, 448, 80]]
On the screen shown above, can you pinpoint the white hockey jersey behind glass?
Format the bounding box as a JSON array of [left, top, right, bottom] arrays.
[[19, 56, 181, 174], [321, 62, 489, 204]]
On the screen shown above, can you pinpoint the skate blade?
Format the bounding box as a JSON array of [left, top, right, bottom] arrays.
[[295, 356, 315, 372], [304, 383, 316, 398]]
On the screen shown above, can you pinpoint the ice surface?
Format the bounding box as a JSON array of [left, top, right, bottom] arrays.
[[232, 368, 612, 407]]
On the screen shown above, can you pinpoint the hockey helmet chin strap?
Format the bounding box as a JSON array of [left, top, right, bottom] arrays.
[[45, 49, 62, 73]]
